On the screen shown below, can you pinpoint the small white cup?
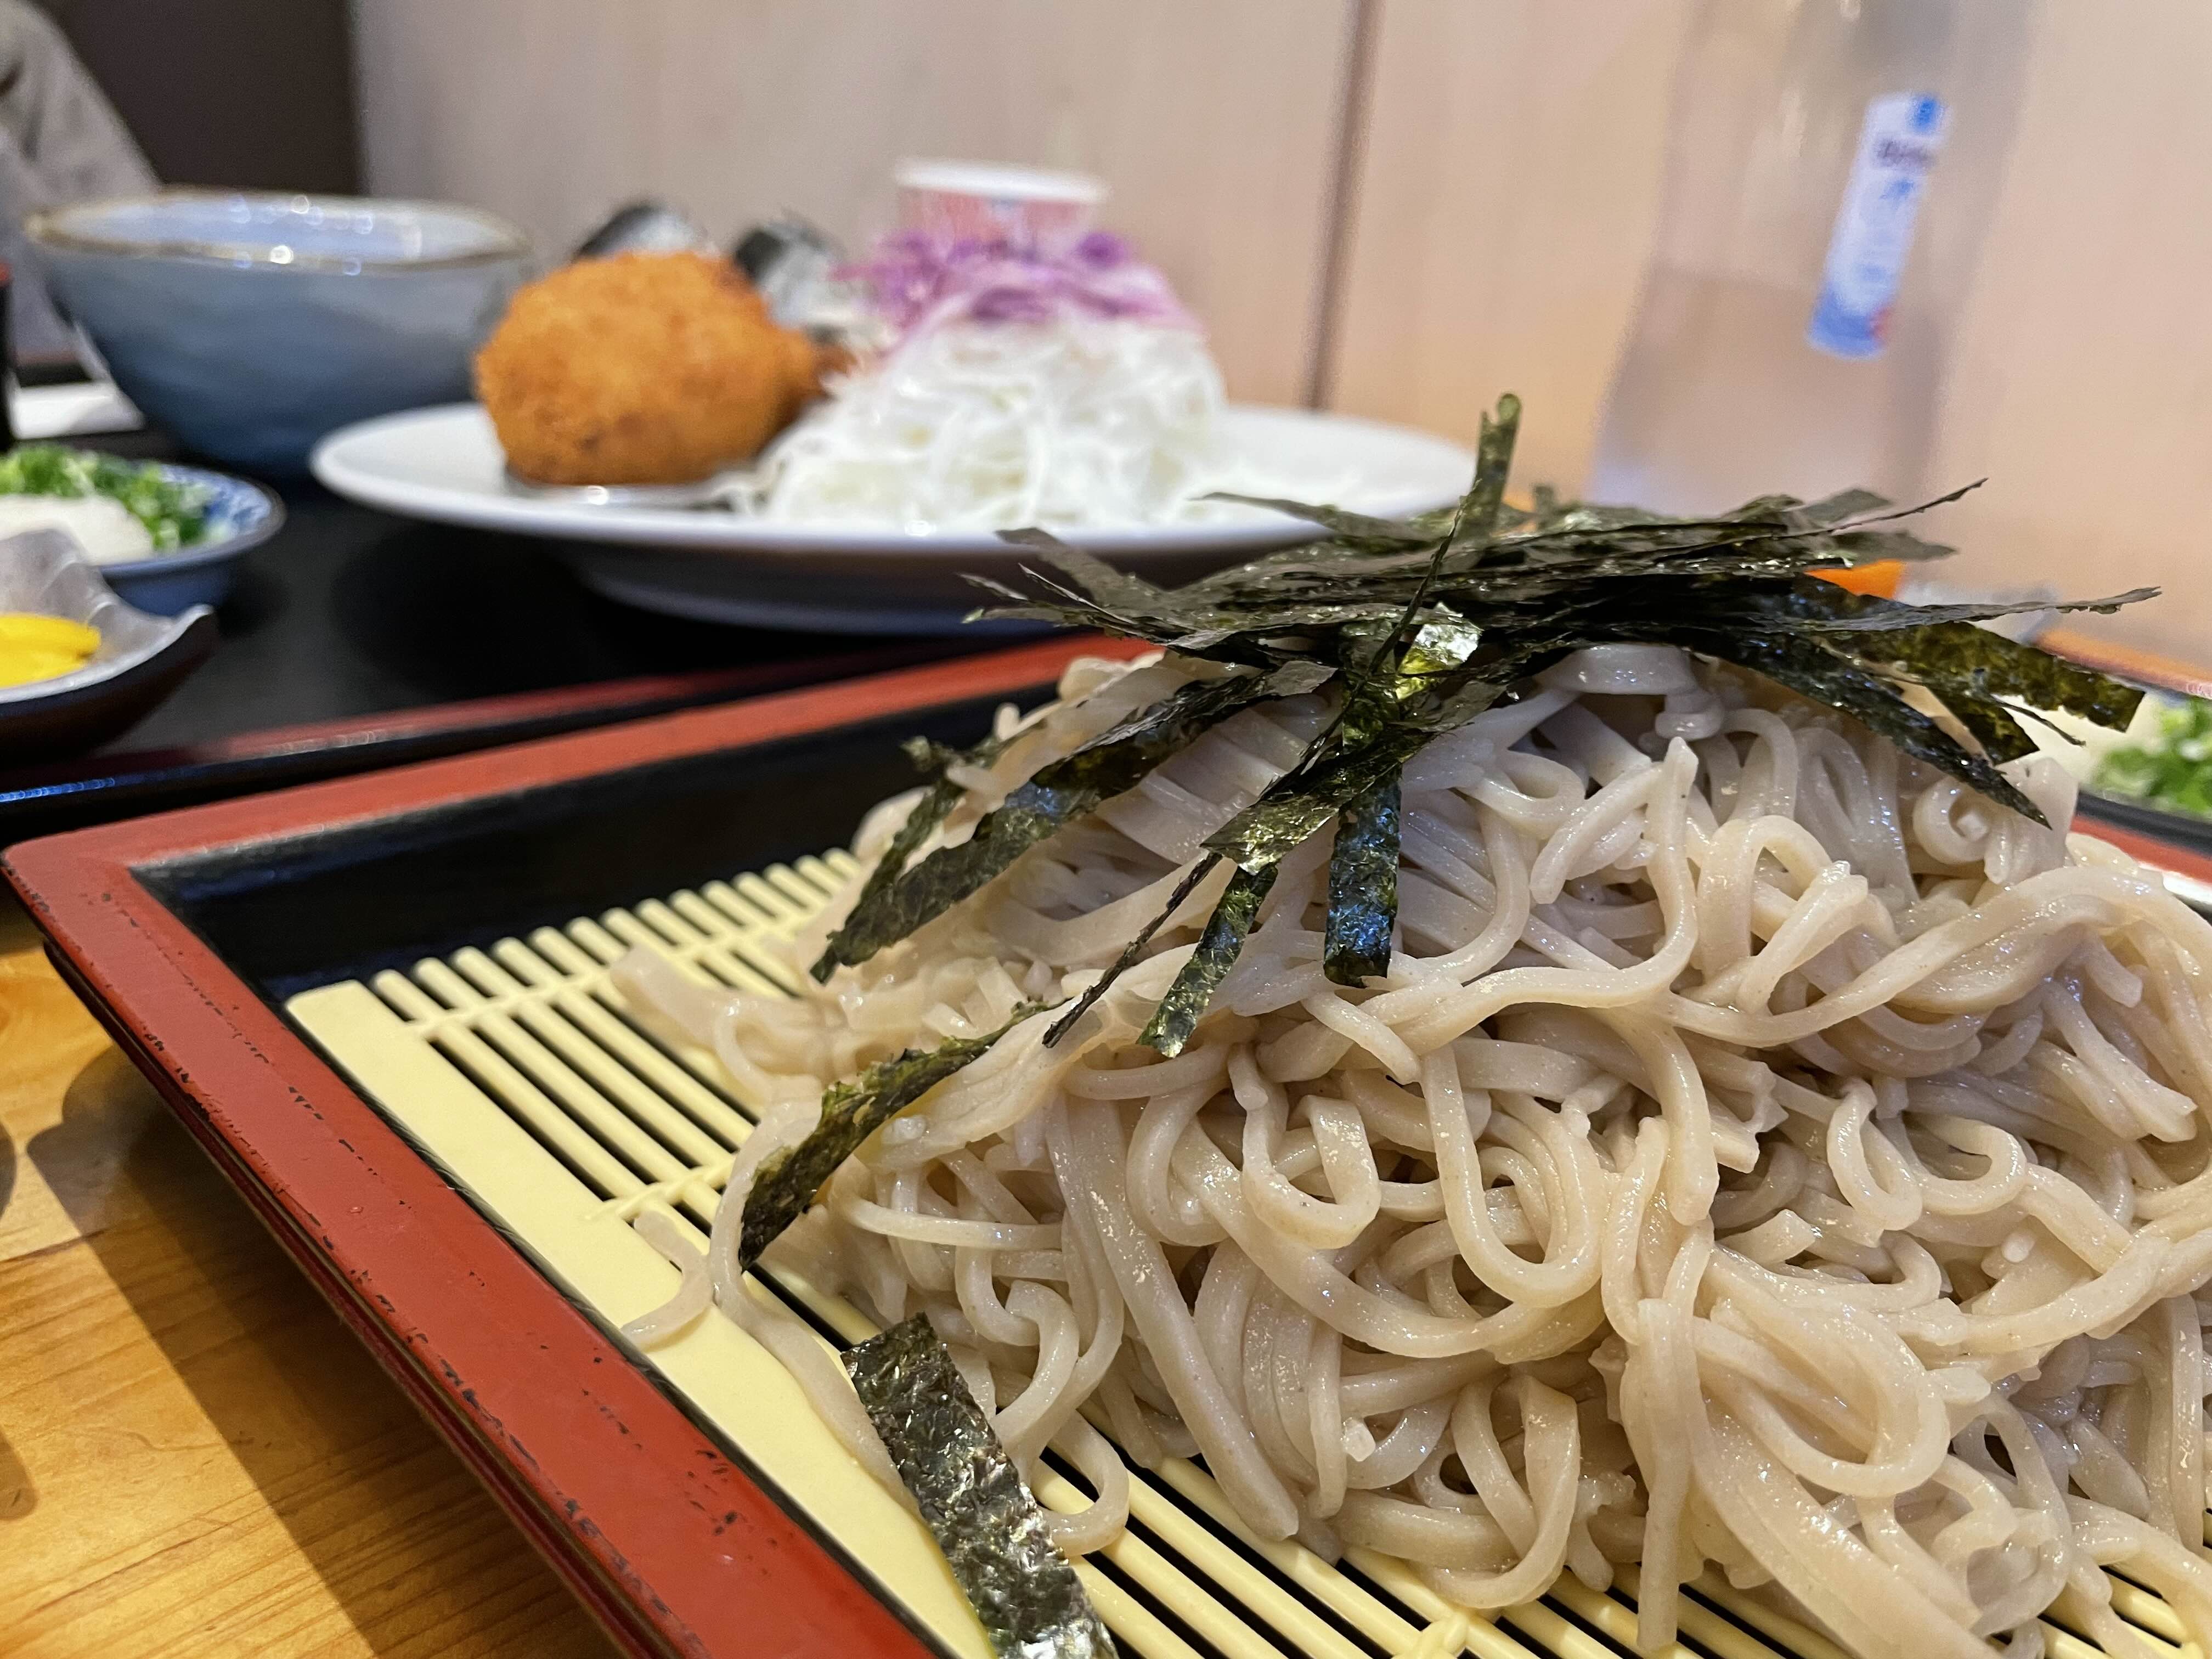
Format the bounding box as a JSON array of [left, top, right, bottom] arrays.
[[892, 160, 1106, 250]]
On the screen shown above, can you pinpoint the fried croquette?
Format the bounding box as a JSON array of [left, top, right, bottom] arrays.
[[475, 251, 824, 486]]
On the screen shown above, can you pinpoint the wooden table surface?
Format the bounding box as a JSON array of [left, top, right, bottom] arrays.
[[0, 891, 619, 1659]]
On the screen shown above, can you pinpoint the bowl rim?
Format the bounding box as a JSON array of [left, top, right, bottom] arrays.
[[89, 462, 288, 578], [26, 188, 532, 274]]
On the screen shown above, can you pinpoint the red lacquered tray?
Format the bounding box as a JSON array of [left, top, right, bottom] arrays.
[[12, 621, 2212, 1659], [2, 636, 1120, 1659]]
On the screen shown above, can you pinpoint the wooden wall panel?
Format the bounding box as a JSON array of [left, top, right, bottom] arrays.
[[1328, 0, 2212, 657], [1321, 0, 1691, 498], [1930, 1, 2212, 661], [352, 0, 1356, 407]]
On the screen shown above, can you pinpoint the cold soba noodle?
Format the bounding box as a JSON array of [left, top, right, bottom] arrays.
[[620, 645, 2212, 1659]]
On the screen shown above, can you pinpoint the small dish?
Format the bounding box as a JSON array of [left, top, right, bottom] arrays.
[[88, 462, 284, 614], [0, 528, 216, 763], [2041, 689, 2212, 856]]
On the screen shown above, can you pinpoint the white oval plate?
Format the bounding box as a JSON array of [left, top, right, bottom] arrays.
[[309, 403, 1475, 633]]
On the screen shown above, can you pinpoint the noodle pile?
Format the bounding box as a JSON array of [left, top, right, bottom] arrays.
[[621, 645, 2212, 1659]]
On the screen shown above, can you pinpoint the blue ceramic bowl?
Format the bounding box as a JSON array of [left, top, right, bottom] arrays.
[[27, 191, 532, 473], [91, 464, 284, 615]]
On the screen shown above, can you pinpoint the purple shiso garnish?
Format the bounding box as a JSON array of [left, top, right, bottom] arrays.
[[840, 229, 1198, 342]]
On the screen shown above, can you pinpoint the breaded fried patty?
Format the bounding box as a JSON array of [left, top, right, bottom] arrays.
[[475, 251, 822, 485]]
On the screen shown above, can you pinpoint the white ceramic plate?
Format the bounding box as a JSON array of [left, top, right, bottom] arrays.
[[309, 402, 1476, 633]]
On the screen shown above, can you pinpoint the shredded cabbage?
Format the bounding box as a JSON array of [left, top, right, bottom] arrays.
[[748, 317, 1321, 531]]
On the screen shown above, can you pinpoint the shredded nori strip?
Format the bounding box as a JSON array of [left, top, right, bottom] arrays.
[[845, 1315, 1114, 1659], [1707, 579, 2151, 789], [1797, 486, 1892, 525], [738, 1003, 1048, 1269], [812, 733, 1009, 982], [1182, 404, 1514, 974], [1043, 854, 1223, 1047], [1324, 780, 1400, 986], [1449, 391, 1521, 550], [1933, 690, 2041, 766], [1847, 619, 2148, 733], [1787, 588, 2157, 634], [1672, 623, 2045, 822], [1140, 864, 1278, 1057], [1204, 493, 1434, 544], [811, 661, 1327, 978], [995, 527, 1188, 628], [1206, 721, 1436, 871], [811, 393, 2153, 1102]]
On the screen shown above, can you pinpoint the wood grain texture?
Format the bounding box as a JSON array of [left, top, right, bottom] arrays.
[[1323, 0, 1691, 497], [353, 0, 1356, 405], [0, 897, 615, 1659], [1926, 0, 2212, 662], [1327, 0, 2212, 658]]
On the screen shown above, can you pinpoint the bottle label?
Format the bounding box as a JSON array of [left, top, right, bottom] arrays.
[[1807, 92, 1948, 360]]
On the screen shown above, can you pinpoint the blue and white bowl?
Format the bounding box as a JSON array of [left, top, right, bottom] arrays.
[[88, 463, 284, 615], [27, 191, 531, 472]]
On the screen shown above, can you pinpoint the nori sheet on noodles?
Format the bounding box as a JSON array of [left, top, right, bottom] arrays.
[[1206, 721, 1437, 871], [1201, 493, 1435, 544], [806, 393, 2154, 1080], [737, 1003, 1048, 1270], [1044, 853, 1223, 1047], [816, 732, 1010, 980], [1324, 778, 1400, 986], [1931, 690, 2042, 766], [1140, 863, 1278, 1057], [1855, 618, 2148, 732], [811, 659, 1331, 979], [1669, 622, 2046, 821], [1450, 390, 1521, 549], [844, 1314, 1115, 1659]]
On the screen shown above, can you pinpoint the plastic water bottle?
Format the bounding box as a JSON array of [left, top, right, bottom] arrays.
[[1587, 0, 2023, 516]]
